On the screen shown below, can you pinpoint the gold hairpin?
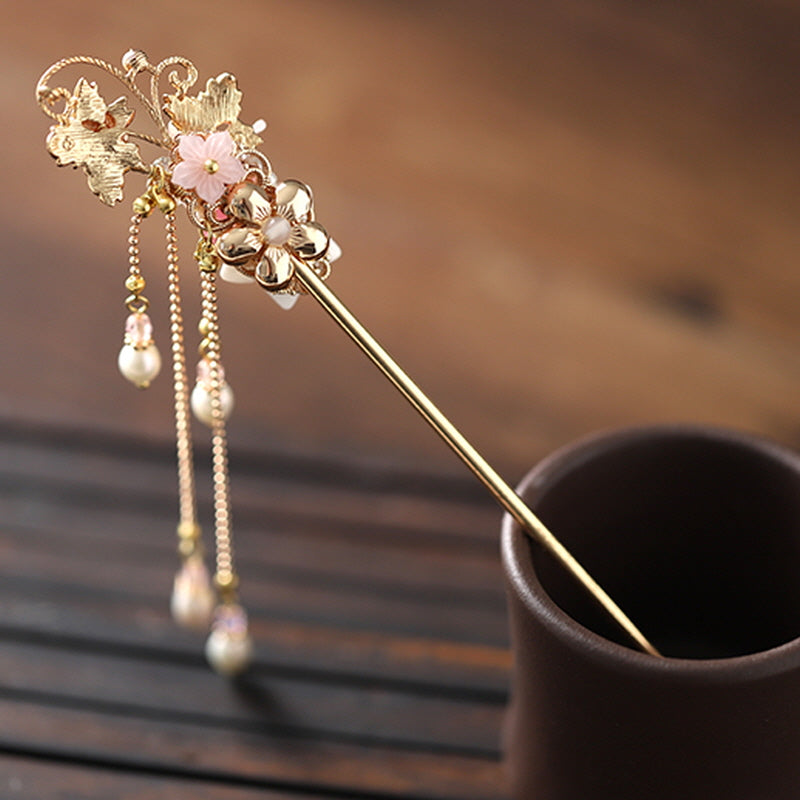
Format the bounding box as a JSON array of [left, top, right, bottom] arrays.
[[36, 49, 661, 671]]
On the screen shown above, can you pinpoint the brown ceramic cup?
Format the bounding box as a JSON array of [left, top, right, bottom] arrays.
[[501, 425, 800, 800]]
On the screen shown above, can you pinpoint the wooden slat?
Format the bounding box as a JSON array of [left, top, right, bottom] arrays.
[[0, 639, 502, 754], [0, 429, 511, 651], [0, 484, 509, 647], [0, 487, 504, 600], [0, 697, 504, 800], [0, 753, 325, 800], [0, 580, 509, 698], [0, 435, 500, 547], [0, 429, 511, 696]]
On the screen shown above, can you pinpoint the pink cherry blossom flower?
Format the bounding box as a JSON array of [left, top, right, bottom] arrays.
[[171, 131, 246, 204]]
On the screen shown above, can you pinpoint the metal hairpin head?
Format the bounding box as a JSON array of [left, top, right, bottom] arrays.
[[36, 50, 661, 664]]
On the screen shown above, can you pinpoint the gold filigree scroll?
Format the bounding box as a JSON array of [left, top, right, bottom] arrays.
[[46, 78, 147, 205], [164, 74, 263, 150], [37, 53, 266, 206]]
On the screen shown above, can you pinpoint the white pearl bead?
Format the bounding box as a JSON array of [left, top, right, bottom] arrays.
[[118, 342, 161, 388], [205, 628, 254, 676], [170, 559, 216, 630], [191, 381, 234, 427], [261, 215, 292, 246]]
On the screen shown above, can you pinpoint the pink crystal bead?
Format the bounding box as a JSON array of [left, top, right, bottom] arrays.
[[213, 603, 249, 636], [124, 312, 153, 348], [196, 357, 225, 388]]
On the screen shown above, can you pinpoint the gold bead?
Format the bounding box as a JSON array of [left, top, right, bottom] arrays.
[[198, 254, 220, 273], [203, 158, 220, 174], [198, 318, 212, 337], [122, 49, 149, 75], [177, 520, 202, 540], [213, 571, 239, 601], [132, 195, 154, 216], [194, 238, 209, 260], [156, 193, 177, 214], [125, 275, 146, 294], [178, 538, 197, 558], [214, 571, 238, 589]]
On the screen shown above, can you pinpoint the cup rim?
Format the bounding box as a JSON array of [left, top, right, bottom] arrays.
[[502, 423, 800, 680]]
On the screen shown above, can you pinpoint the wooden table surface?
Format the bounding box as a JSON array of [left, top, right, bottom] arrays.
[[0, 420, 507, 798], [1, 0, 800, 796]]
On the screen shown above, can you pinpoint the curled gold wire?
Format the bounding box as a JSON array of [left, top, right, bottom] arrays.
[[35, 51, 199, 146]]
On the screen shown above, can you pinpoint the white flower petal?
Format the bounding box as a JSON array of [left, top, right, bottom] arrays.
[[271, 293, 300, 311], [328, 238, 342, 263], [220, 264, 256, 284]]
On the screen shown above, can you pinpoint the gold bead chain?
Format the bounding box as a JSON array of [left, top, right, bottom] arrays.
[[164, 211, 200, 547], [124, 214, 150, 314], [199, 269, 238, 602]]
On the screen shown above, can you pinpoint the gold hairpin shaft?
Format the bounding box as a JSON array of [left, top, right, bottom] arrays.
[[292, 261, 661, 658]]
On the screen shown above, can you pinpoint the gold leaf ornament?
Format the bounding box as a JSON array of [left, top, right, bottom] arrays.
[[46, 78, 147, 206], [164, 73, 263, 150]]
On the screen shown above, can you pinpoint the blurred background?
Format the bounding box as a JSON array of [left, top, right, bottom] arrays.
[[3, 0, 800, 481]]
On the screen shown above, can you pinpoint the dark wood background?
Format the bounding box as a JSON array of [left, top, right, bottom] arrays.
[[4, 0, 800, 477], [1, 1, 799, 797]]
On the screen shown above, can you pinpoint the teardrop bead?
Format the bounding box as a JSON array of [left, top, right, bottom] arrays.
[[170, 556, 216, 630], [205, 604, 253, 676], [118, 342, 161, 388]]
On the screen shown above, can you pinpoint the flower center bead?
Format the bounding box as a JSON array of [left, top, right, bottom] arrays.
[[261, 215, 292, 246], [203, 158, 219, 174]]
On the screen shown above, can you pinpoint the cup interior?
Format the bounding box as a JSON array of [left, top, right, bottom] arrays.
[[525, 427, 800, 658]]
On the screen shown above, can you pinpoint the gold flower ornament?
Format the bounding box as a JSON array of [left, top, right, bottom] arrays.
[[46, 78, 147, 205], [164, 73, 263, 150], [36, 51, 340, 300], [216, 179, 332, 294]]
